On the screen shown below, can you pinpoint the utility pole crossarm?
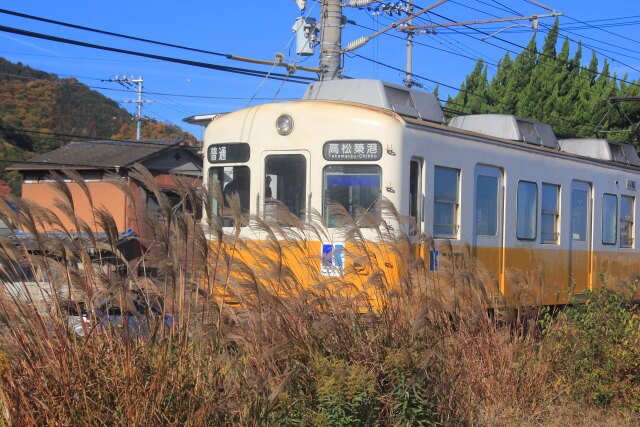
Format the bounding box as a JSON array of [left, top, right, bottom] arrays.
[[343, 0, 450, 52], [403, 12, 562, 31], [104, 75, 148, 141]]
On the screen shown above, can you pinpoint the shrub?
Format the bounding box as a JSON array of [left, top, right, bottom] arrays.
[[545, 287, 640, 409], [381, 349, 438, 427], [312, 356, 380, 426]]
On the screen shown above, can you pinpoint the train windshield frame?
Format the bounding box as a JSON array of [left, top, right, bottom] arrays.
[[323, 165, 382, 228]]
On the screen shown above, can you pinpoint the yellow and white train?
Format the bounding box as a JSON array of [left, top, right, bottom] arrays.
[[203, 79, 640, 306]]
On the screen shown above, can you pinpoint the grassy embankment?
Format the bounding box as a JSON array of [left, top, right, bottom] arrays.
[[0, 166, 638, 426]]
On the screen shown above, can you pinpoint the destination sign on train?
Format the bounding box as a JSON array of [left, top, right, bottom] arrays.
[[323, 141, 382, 161], [207, 143, 250, 163]]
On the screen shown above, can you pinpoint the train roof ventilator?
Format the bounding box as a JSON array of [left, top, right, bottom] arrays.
[[559, 138, 640, 167], [302, 79, 445, 123], [448, 114, 560, 150]]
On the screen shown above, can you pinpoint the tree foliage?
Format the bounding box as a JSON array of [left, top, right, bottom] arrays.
[[445, 19, 640, 144]]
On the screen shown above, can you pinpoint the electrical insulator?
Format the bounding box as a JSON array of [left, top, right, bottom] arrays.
[[342, 0, 375, 7], [344, 36, 369, 52]]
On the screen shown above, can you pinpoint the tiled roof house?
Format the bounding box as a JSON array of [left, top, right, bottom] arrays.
[[8, 139, 202, 260]]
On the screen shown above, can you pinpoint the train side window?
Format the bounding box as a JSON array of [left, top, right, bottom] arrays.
[[541, 183, 560, 244], [323, 165, 382, 228], [264, 154, 307, 219], [433, 166, 460, 238], [209, 166, 250, 227], [602, 193, 617, 245], [620, 195, 634, 248], [517, 181, 537, 240]]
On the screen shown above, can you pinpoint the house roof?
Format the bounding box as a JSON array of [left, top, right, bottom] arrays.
[[8, 139, 199, 171]]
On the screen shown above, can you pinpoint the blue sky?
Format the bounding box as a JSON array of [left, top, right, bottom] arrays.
[[1, 1, 638, 139]]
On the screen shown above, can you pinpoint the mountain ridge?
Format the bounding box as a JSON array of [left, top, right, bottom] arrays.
[[0, 57, 196, 195]]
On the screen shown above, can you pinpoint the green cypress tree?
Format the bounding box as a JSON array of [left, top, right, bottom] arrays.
[[447, 18, 640, 146], [591, 59, 617, 136], [445, 59, 488, 114], [487, 52, 514, 114], [516, 20, 560, 122], [544, 37, 573, 136], [505, 35, 538, 116]]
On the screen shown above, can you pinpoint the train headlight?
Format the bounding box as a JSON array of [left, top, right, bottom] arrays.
[[276, 114, 294, 135]]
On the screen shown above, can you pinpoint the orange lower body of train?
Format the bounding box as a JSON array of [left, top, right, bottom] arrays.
[[204, 238, 640, 309]]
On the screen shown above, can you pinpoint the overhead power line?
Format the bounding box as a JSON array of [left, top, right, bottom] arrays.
[[0, 71, 296, 100], [0, 8, 227, 58], [485, 0, 640, 72], [350, 20, 499, 67], [421, 8, 640, 90], [538, 23, 640, 63], [0, 25, 316, 85], [383, 0, 640, 90], [0, 125, 193, 148], [0, 8, 320, 74], [447, 0, 640, 67], [546, 11, 640, 48]]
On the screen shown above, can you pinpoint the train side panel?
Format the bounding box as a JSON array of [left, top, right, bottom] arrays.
[[203, 100, 640, 307]]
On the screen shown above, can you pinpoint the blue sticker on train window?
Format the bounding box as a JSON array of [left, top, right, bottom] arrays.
[[429, 249, 439, 272], [326, 174, 381, 187], [321, 242, 344, 276]]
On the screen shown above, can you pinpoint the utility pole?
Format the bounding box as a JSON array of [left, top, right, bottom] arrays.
[[103, 75, 152, 141], [405, 0, 414, 87], [319, 0, 343, 80]]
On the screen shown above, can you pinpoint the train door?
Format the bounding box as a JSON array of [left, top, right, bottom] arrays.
[[261, 151, 310, 221], [569, 180, 592, 294], [473, 165, 504, 294]]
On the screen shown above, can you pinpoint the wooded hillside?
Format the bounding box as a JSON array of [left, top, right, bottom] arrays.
[[0, 57, 196, 195], [445, 20, 640, 143]]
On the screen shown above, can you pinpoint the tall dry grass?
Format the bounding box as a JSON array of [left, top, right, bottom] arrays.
[[0, 165, 636, 426]]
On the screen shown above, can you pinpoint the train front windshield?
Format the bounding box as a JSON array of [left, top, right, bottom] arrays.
[[323, 165, 382, 228], [209, 166, 250, 227]]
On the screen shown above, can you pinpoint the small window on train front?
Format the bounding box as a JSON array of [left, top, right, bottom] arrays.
[[209, 166, 250, 227], [602, 193, 617, 245], [517, 181, 537, 240], [620, 195, 634, 248], [434, 166, 460, 238], [264, 154, 307, 219], [323, 165, 382, 228]]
